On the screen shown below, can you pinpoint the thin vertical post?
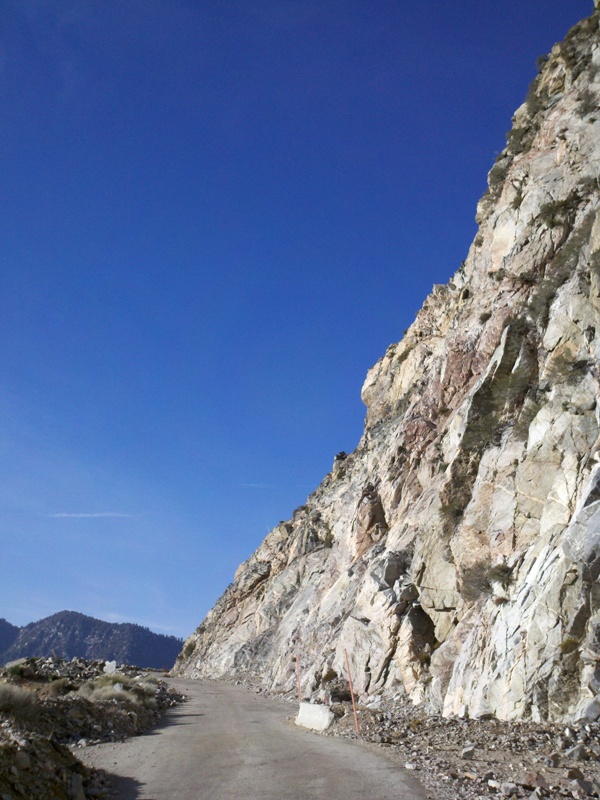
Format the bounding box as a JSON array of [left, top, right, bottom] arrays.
[[344, 648, 360, 735], [295, 655, 302, 705]]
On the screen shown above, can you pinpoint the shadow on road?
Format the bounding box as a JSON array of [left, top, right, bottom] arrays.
[[132, 707, 204, 739], [95, 771, 148, 800]]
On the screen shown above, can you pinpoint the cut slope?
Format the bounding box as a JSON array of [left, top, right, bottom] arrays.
[[174, 9, 600, 722]]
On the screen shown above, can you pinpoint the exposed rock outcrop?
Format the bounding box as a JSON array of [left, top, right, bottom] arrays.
[[174, 9, 600, 722]]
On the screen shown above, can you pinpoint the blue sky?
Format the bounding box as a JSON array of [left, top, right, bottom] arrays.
[[1, 1, 593, 638]]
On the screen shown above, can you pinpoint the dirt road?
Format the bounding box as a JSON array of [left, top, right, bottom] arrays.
[[79, 678, 425, 800]]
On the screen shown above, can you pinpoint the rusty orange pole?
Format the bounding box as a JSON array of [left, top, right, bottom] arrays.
[[295, 655, 302, 704], [344, 648, 360, 735]]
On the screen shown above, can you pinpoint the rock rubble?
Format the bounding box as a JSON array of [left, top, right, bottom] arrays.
[[331, 703, 600, 800], [0, 656, 185, 800], [251, 676, 600, 800], [222, 670, 600, 799]]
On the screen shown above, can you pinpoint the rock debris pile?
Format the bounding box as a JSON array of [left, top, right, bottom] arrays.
[[235, 675, 600, 799], [328, 701, 600, 800], [0, 656, 184, 800]]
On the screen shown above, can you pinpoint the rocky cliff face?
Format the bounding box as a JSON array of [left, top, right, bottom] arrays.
[[174, 10, 600, 722]]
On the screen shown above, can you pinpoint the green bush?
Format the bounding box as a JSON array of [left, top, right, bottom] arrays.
[[511, 192, 524, 210], [578, 88, 597, 117], [539, 194, 578, 228], [560, 636, 579, 655], [515, 272, 537, 286], [181, 640, 195, 659], [488, 562, 513, 585]]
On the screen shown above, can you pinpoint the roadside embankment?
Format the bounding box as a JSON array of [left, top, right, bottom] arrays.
[[0, 656, 185, 799]]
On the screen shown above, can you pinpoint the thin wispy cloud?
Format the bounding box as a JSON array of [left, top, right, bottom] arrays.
[[240, 483, 273, 489], [41, 512, 136, 519]]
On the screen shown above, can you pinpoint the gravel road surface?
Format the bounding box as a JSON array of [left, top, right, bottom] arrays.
[[79, 678, 425, 800]]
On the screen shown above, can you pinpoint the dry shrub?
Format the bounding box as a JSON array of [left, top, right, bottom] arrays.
[[94, 673, 131, 687], [129, 679, 159, 708], [46, 677, 74, 697], [75, 673, 158, 708], [0, 682, 38, 721], [76, 672, 132, 698], [87, 685, 137, 704]]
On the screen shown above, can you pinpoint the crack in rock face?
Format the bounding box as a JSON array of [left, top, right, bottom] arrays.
[[174, 9, 600, 723]]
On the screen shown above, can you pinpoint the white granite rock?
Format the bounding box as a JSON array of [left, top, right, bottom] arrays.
[[295, 702, 335, 731], [174, 8, 600, 722]]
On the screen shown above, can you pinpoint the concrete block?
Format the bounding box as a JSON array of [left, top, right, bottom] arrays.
[[295, 701, 335, 731]]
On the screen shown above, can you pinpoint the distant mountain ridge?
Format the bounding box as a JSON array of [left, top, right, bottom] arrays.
[[0, 611, 182, 669], [0, 619, 19, 656]]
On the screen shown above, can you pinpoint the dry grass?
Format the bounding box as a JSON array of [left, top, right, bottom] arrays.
[[46, 677, 74, 697], [75, 673, 158, 708], [0, 682, 38, 721]]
